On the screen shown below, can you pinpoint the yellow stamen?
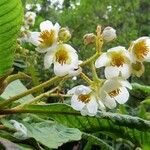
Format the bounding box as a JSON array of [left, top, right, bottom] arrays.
[[108, 89, 120, 98], [78, 94, 91, 103], [110, 52, 125, 67], [39, 30, 55, 48], [55, 47, 69, 65], [133, 40, 149, 60]]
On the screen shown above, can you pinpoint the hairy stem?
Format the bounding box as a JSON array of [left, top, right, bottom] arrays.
[[80, 72, 93, 84], [6, 72, 31, 84]]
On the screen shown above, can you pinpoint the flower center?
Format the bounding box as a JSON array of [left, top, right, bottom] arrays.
[[55, 48, 69, 65], [133, 40, 149, 60], [110, 52, 125, 67], [108, 88, 120, 98], [39, 30, 55, 48], [78, 94, 91, 103]]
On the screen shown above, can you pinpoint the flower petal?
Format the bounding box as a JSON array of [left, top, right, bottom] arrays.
[[68, 66, 82, 77], [40, 20, 53, 31], [95, 53, 109, 68], [144, 50, 150, 62], [75, 85, 91, 95], [44, 51, 54, 69], [114, 87, 129, 104], [86, 95, 98, 115], [71, 95, 85, 111], [97, 99, 106, 111], [104, 66, 120, 79], [103, 94, 117, 109], [119, 64, 131, 79], [54, 63, 71, 76], [107, 46, 126, 53], [54, 22, 61, 33], [120, 80, 132, 89], [30, 32, 41, 46], [67, 85, 86, 95], [80, 106, 89, 116]]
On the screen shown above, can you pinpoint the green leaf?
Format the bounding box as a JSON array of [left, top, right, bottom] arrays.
[[1, 80, 34, 104], [20, 103, 150, 147], [0, 0, 23, 76], [1, 119, 80, 149], [23, 122, 82, 149], [131, 83, 150, 95]]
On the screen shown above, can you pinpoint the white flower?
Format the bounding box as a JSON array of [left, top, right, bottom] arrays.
[[44, 43, 79, 76], [67, 85, 100, 116], [107, 6, 112, 12], [102, 27, 116, 42], [30, 20, 60, 53], [95, 46, 132, 79], [100, 79, 132, 109], [24, 11, 36, 27], [129, 37, 150, 62]]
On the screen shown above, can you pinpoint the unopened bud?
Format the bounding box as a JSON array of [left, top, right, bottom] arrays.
[[58, 27, 71, 42], [131, 61, 144, 77], [24, 11, 36, 27], [83, 33, 95, 45], [102, 26, 116, 42]]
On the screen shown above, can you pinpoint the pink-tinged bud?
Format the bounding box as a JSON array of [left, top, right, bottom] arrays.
[[102, 27, 116, 42], [83, 33, 95, 45]]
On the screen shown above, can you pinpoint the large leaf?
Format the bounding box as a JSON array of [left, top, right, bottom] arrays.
[[18, 103, 150, 147], [23, 122, 82, 149], [0, 120, 82, 149], [0, 0, 23, 76]]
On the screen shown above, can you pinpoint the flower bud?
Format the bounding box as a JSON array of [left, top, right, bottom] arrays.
[[24, 11, 36, 27], [131, 61, 145, 77], [102, 27, 116, 42], [58, 27, 71, 42], [83, 33, 95, 45]]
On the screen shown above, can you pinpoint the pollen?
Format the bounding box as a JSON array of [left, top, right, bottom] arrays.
[[39, 30, 55, 48], [78, 94, 91, 103], [133, 40, 149, 60], [55, 47, 69, 65], [110, 52, 125, 67], [108, 88, 120, 98]]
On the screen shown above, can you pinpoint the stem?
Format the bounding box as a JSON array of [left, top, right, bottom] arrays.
[[80, 52, 100, 67], [49, 93, 71, 98], [14, 87, 59, 109], [0, 75, 65, 109], [90, 62, 99, 81], [80, 72, 93, 84], [6, 72, 31, 84]]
